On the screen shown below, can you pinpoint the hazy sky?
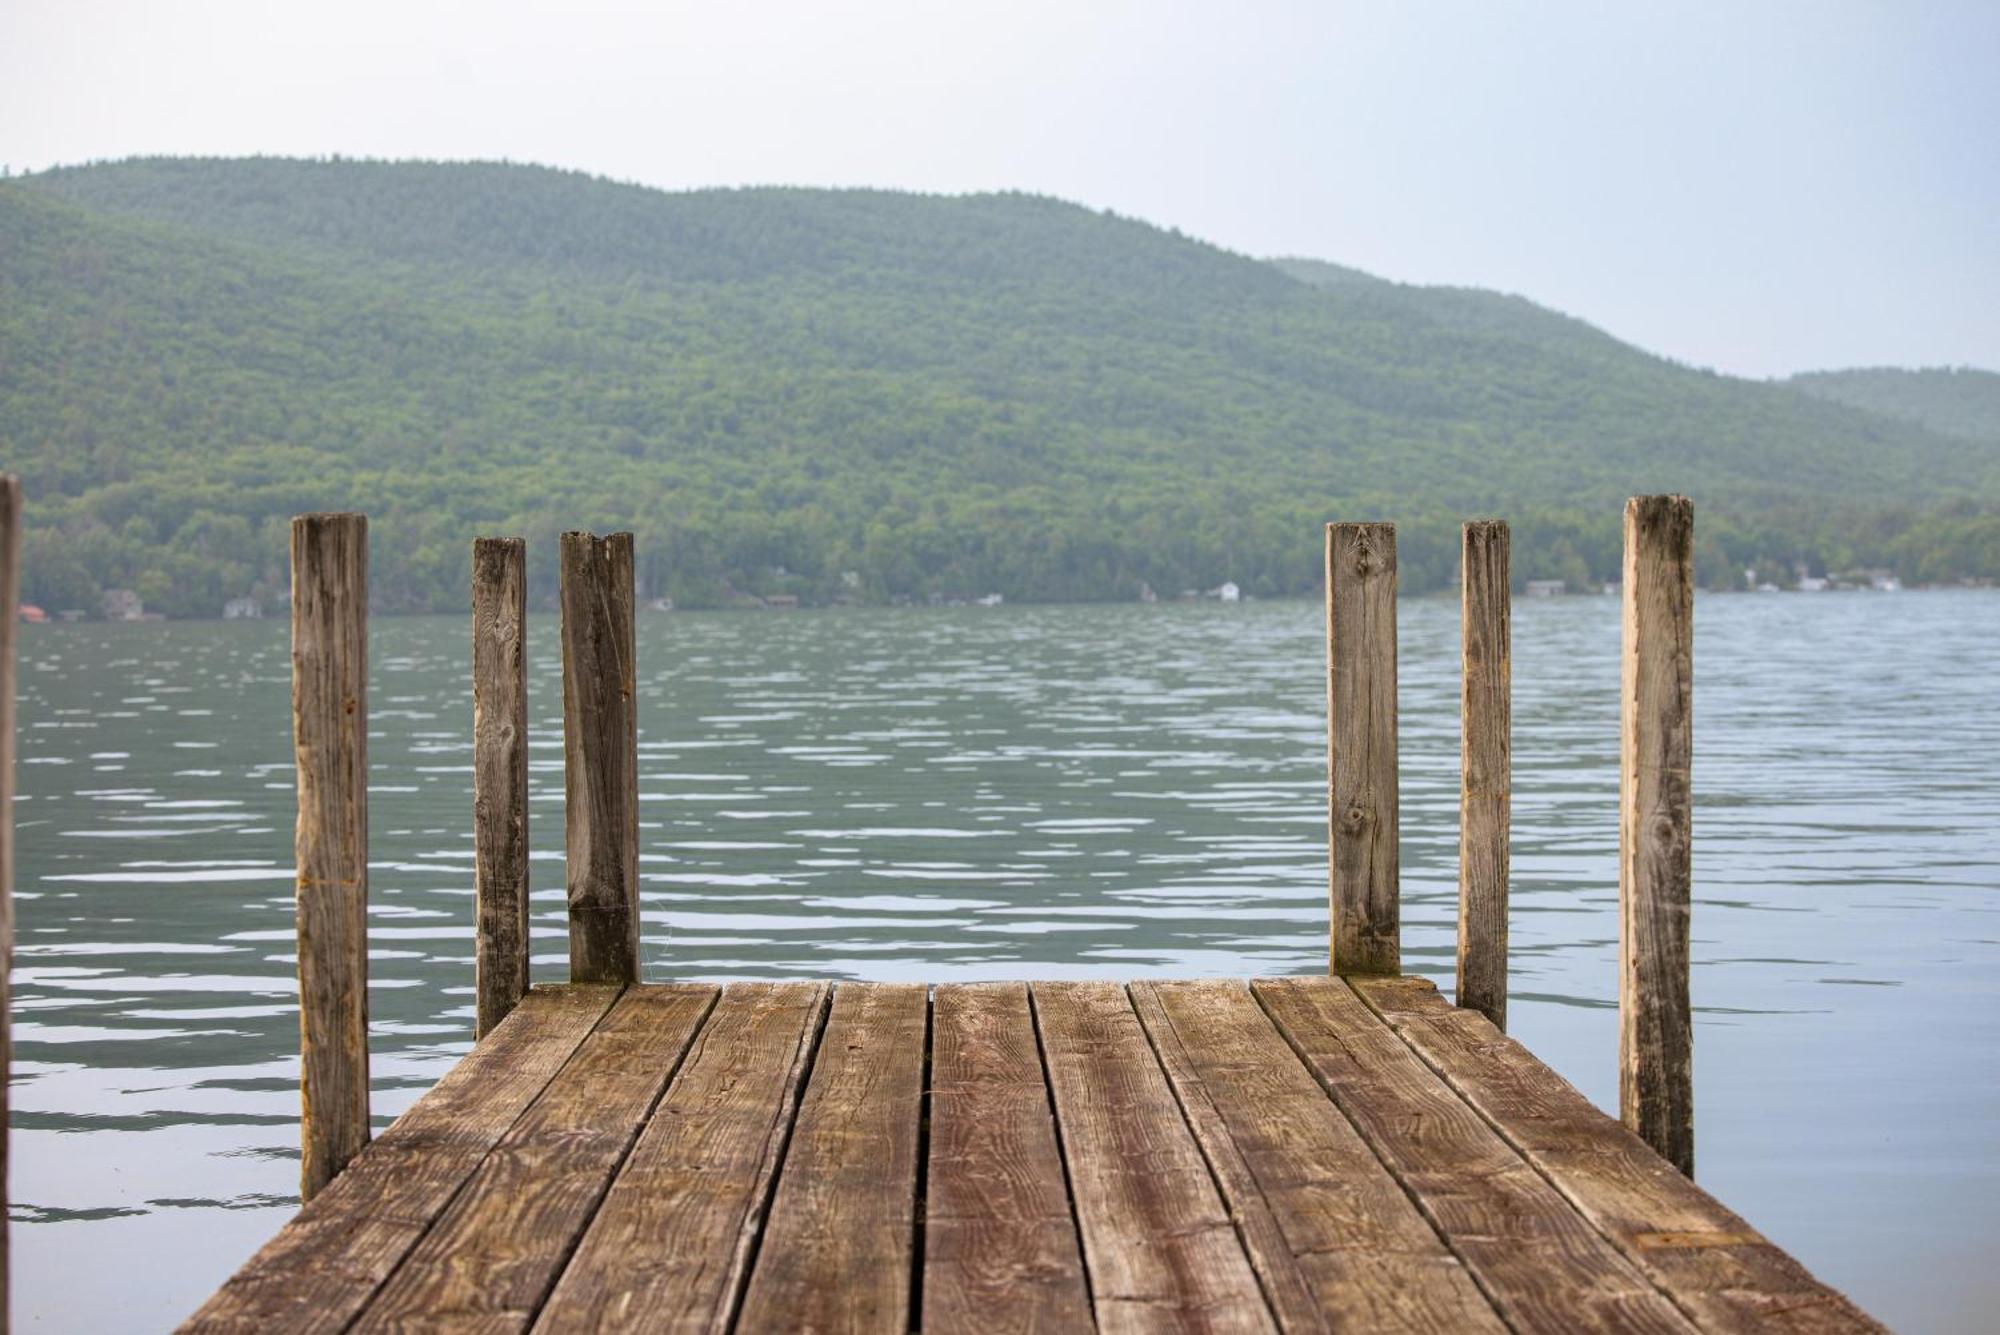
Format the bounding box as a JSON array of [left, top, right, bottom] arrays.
[[4, 0, 1995, 377]]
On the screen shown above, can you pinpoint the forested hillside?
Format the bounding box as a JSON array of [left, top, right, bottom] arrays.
[[1792, 367, 2000, 443], [2, 157, 1995, 615]]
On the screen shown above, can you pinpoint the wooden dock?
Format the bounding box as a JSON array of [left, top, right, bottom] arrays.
[[185, 975, 1880, 1333], [130, 500, 1887, 1330]]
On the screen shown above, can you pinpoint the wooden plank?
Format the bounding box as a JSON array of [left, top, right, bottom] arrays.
[[179, 986, 620, 1334], [290, 512, 371, 1199], [533, 981, 829, 1334], [1130, 980, 1321, 1335], [735, 982, 927, 1335], [473, 536, 531, 1038], [0, 472, 17, 1333], [1254, 977, 1696, 1334], [1621, 494, 1695, 1175], [1033, 981, 1273, 1335], [353, 985, 716, 1332], [560, 530, 639, 984], [1353, 976, 1886, 1333], [1457, 518, 1510, 1029], [1326, 522, 1398, 975], [1132, 980, 1504, 1334], [924, 983, 1092, 1335]]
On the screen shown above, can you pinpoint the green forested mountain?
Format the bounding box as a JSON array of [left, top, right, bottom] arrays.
[[1791, 367, 2000, 444], [2, 156, 1995, 616]]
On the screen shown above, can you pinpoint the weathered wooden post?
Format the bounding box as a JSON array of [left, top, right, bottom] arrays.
[[560, 531, 640, 984], [1326, 522, 1398, 975], [1, 474, 19, 1328], [472, 538, 530, 1037], [1457, 520, 1511, 1028], [1620, 495, 1694, 1176], [291, 512, 371, 1200]]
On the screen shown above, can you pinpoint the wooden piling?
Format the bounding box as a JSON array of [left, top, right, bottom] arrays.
[[560, 531, 640, 984], [291, 513, 371, 1200], [0, 474, 19, 1329], [1457, 520, 1510, 1029], [1619, 495, 1695, 1176], [1326, 522, 1399, 975], [472, 538, 530, 1038]]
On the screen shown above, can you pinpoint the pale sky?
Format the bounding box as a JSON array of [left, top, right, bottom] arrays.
[[3, 0, 1995, 378]]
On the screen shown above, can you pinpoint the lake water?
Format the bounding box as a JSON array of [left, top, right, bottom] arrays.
[[8, 592, 1998, 1332]]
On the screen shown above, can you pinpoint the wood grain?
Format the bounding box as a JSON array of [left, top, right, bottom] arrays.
[[1033, 981, 1274, 1334], [925, 983, 1092, 1335], [473, 536, 531, 1038], [1621, 495, 1695, 1175], [534, 981, 830, 1334], [0, 473, 17, 1333], [1354, 976, 1886, 1333], [1326, 522, 1399, 975], [354, 985, 716, 1332], [735, 982, 928, 1335], [560, 530, 639, 985], [1457, 519, 1511, 1029], [290, 512, 371, 1199], [1254, 976, 1696, 1334], [178, 986, 620, 1334], [1133, 980, 1504, 1334]]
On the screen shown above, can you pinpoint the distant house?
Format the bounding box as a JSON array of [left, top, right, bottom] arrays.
[[101, 588, 144, 621], [975, 593, 1004, 606], [18, 603, 47, 624], [1212, 581, 1241, 603], [764, 594, 801, 610], [222, 597, 262, 620], [1525, 580, 1565, 598]]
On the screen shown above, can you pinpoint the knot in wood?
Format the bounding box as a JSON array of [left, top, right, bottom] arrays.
[[1340, 802, 1370, 832]]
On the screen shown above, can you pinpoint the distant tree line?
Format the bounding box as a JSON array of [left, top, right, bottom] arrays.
[[3, 159, 1995, 617]]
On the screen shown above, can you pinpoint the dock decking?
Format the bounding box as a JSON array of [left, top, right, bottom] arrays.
[[184, 977, 1877, 1333]]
